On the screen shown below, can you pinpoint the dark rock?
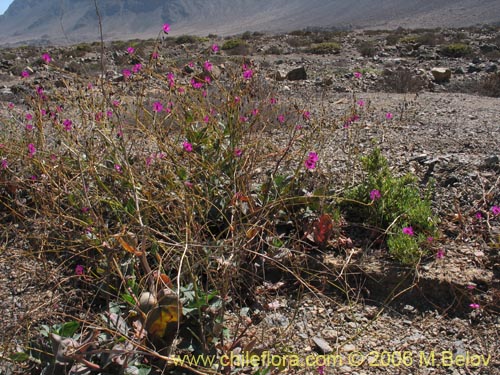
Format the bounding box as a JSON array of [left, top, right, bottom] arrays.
[[467, 64, 481, 73], [286, 66, 307, 81], [485, 63, 498, 73]]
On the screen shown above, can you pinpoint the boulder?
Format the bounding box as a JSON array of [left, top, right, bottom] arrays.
[[431, 67, 451, 83], [286, 66, 307, 81]]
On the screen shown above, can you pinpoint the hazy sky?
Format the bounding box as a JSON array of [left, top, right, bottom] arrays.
[[0, 0, 13, 15]]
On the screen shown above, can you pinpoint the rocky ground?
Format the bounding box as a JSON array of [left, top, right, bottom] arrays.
[[0, 26, 499, 374]]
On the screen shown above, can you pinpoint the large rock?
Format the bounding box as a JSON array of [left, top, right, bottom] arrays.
[[286, 66, 307, 81], [431, 67, 451, 83]]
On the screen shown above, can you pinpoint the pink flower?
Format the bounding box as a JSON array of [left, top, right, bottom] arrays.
[[305, 152, 318, 170], [63, 119, 72, 131], [308, 152, 319, 162], [122, 69, 131, 79], [243, 69, 253, 80], [184, 181, 193, 188], [127, 46, 135, 54], [204, 60, 213, 72], [1, 158, 7, 169], [252, 108, 259, 116], [115, 164, 122, 173], [370, 189, 381, 201], [183, 141, 193, 152], [469, 303, 480, 309], [466, 284, 476, 290], [427, 236, 434, 243], [152, 101, 163, 112], [42, 53, 51, 63], [162, 23, 171, 33], [21, 70, 30, 78], [112, 100, 121, 107], [234, 96, 240, 103], [354, 71, 362, 78], [106, 110, 113, 118], [75, 265, 84, 275], [277, 114, 285, 123], [385, 112, 393, 120], [25, 124, 33, 131], [303, 111, 311, 120], [475, 212, 483, 220], [436, 249, 445, 259], [27, 143, 36, 157], [270, 97, 278, 105], [203, 115, 210, 123], [132, 63, 142, 73], [357, 99, 365, 107], [26, 113, 33, 121], [191, 78, 203, 89], [211, 44, 219, 52], [402, 226, 414, 236], [491, 205, 500, 216], [151, 51, 159, 59], [167, 72, 175, 87], [8, 103, 14, 109], [234, 148, 243, 157], [95, 112, 103, 122]]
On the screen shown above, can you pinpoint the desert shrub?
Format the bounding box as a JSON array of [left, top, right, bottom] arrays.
[[286, 36, 312, 48], [477, 72, 500, 97], [382, 67, 427, 93], [221, 38, 251, 55], [386, 33, 401, 46], [343, 148, 438, 265], [308, 42, 341, 54], [415, 32, 443, 46], [264, 45, 282, 55], [357, 40, 378, 57], [221, 38, 244, 50], [175, 34, 199, 44], [440, 43, 473, 57]]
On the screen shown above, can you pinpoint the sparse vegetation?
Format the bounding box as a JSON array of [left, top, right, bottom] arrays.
[[308, 41, 341, 54], [440, 42, 473, 57]]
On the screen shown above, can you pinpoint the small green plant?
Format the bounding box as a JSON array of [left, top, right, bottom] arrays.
[[344, 148, 438, 265], [308, 42, 341, 54], [222, 38, 245, 50], [357, 40, 378, 57], [440, 43, 473, 57]]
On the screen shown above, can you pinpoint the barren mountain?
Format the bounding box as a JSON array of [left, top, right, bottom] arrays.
[[0, 0, 500, 45]]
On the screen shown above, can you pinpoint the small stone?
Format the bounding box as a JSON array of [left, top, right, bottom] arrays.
[[312, 336, 332, 354], [343, 344, 356, 352], [286, 66, 307, 81]]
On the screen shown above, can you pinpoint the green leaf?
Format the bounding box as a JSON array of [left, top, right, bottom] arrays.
[[121, 293, 135, 305], [9, 352, 29, 362], [59, 321, 80, 338]]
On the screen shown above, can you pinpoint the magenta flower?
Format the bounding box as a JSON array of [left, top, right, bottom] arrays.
[[167, 72, 175, 87], [243, 69, 253, 80], [370, 189, 381, 201], [211, 43, 219, 52], [354, 71, 362, 78], [270, 97, 278, 105], [132, 63, 142, 73], [106, 110, 113, 118], [308, 152, 319, 162], [151, 51, 159, 59], [8, 103, 14, 109], [114, 164, 122, 173], [162, 23, 170, 33], [234, 148, 243, 157], [63, 119, 72, 131], [204, 60, 213, 72], [475, 212, 483, 220], [27, 143, 36, 157], [75, 265, 84, 276], [25, 124, 33, 131], [112, 100, 121, 107], [183, 141, 193, 152], [252, 108, 259, 116], [26, 113, 33, 121], [152, 101, 163, 112], [191, 78, 203, 89], [21, 70, 30, 78], [357, 99, 365, 107], [122, 69, 131, 79], [491, 205, 500, 216], [469, 303, 480, 309], [385, 112, 393, 120], [436, 249, 445, 259], [1, 158, 7, 169], [42, 53, 51, 63], [402, 226, 414, 236], [303, 111, 311, 120], [304, 152, 318, 170], [277, 114, 285, 124], [466, 284, 476, 290], [127, 46, 135, 54]]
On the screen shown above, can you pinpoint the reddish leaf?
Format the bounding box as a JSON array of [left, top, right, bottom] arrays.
[[313, 214, 334, 246]]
